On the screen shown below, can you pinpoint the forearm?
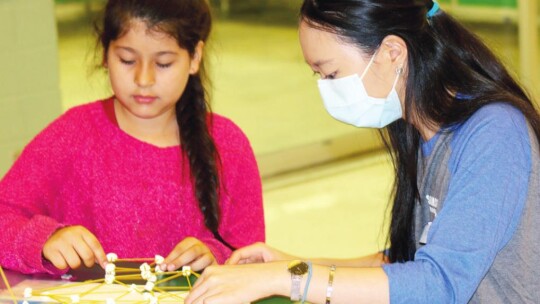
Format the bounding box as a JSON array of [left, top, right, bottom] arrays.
[[307, 265, 389, 304], [272, 263, 390, 304], [184, 259, 390, 304], [0, 211, 65, 274], [309, 252, 387, 268]]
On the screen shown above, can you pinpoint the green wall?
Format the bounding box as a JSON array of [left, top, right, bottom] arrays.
[[0, 0, 62, 177], [460, 0, 516, 7], [439, 0, 517, 7]]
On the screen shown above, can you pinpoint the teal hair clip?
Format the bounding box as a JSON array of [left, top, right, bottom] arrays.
[[427, 1, 440, 18]]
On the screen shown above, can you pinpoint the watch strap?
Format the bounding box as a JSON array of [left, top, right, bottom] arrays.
[[290, 273, 302, 301]]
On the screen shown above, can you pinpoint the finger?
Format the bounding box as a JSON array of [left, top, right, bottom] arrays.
[[191, 273, 205, 289], [192, 265, 217, 289], [237, 259, 251, 265], [61, 246, 82, 269], [162, 250, 182, 271], [188, 252, 215, 272], [163, 237, 199, 269], [45, 249, 68, 270], [167, 244, 203, 271], [81, 231, 106, 268], [227, 244, 263, 265], [194, 294, 223, 304], [72, 241, 96, 268], [185, 277, 213, 304], [226, 249, 246, 265], [185, 281, 205, 304], [235, 256, 260, 265], [166, 237, 199, 261], [191, 287, 238, 304]]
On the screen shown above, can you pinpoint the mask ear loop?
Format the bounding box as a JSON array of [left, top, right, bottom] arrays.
[[390, 65, 404, 90], [359, 51, 378, 80]]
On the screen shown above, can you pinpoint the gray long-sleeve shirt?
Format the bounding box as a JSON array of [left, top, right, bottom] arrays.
[[383, 102, 540, 303]]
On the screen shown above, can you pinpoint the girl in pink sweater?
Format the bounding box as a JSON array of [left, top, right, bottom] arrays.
[[0, 0, 264, 275]]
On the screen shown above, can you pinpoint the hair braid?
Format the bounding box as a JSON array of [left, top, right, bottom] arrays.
[[176, 74, 234, 251]]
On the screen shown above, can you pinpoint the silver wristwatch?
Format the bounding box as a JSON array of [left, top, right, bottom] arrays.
[[288, 260, 309, 301]]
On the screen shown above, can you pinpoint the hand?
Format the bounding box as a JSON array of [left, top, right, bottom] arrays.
[[226, 242, 296, 265], [162, 237, 217, 272], [42, 226, 106, 270], [184, 261, 288, 304]]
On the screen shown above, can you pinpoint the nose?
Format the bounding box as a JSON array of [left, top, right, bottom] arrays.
[[135, 62, 155, 88]]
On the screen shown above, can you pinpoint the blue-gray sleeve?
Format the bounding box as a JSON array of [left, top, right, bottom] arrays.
[[382, 104, 532, 303]]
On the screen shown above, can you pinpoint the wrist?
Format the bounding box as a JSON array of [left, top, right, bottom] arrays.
[[287, 260, 311, 302], [268, 261, 293, 298]]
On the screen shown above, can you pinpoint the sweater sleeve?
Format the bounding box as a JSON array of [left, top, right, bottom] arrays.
[[0, 111, 78, 274], [204, 116, 265, 264], [382, 105, 532, 303]]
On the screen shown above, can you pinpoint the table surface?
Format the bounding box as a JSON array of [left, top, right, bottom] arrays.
[[0, 266, 292, 304]]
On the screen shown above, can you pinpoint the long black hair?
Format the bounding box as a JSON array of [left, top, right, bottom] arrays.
[[97, 0, 234, 250], [300, 0, 540, 262]]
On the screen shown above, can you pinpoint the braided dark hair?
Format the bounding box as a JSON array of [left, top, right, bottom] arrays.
[[301, 0, 540, 262], [97, 0, 234, 250]]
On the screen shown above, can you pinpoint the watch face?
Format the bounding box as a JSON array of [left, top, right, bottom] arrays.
[[288, 260, 309, 275]]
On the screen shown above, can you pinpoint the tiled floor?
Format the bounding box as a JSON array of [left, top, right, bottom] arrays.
[[53, 2, 539, 259]]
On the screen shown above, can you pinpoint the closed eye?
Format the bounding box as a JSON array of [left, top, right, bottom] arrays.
[[119, 58, 135, 66], [312, 70, 338, 80], [157, 62, 173, 69], [323, 72, 338, 80]]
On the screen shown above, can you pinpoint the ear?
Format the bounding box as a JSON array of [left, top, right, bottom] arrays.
[[378, 35, 408, 68], [189, 41, 205, 75]]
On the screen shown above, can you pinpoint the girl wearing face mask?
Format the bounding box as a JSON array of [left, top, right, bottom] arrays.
[[185, 1, 540, 303]]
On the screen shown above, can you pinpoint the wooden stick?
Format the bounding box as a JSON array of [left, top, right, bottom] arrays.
[[116, 258, 155, 262], [0, 265, 17, 304], [18, 257, 199, 303]]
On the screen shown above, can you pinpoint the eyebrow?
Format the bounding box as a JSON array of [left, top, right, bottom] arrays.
[[309, 59, 334, 67], [115, 46, 178, 56]]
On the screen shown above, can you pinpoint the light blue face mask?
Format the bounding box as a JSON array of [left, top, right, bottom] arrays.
[[317, 53, 403, 128]]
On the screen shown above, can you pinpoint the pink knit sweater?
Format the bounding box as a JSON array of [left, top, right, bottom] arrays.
[[0, 98, 264, 274]]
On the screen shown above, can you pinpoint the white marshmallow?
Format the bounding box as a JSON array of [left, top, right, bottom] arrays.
[[105, 274, 115, 284], [182, 265, 192, 277], [70, 295, 80, 303], [106, 253, 118, 262], [105, 263, 116, 272], [154, 255, 165, 265], [144, 281, 155, 291]]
